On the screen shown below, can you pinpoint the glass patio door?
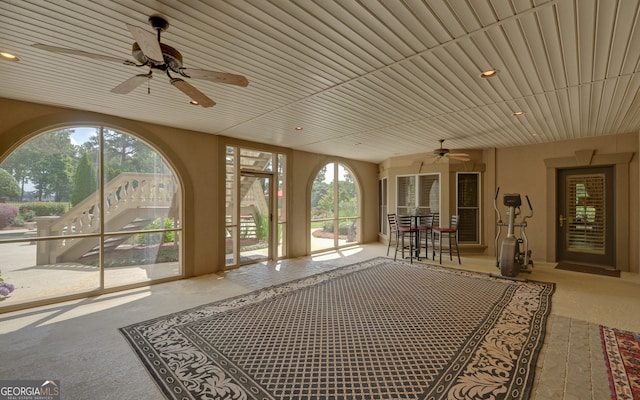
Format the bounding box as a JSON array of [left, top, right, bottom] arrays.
[[557, 167, 615, 266], [239, 172, 272, 263]]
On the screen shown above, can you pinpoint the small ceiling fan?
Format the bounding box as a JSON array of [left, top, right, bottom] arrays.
[[31, 15, 248, 107], [432, 139, 470, 162]]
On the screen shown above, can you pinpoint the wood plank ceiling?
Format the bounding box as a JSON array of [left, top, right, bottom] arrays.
[[1, 0, 639, 163]]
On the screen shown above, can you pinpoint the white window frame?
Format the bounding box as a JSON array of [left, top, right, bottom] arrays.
[[396, 173, 440, 216]]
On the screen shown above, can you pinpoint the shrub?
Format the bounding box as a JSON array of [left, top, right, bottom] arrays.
[[17, 202, 68, 216], [137, 217, 174, 245], [20, 209, 36, 222], [255, 214, 269, 241], [0, 203, 18, 229], [0, 169, 20, 200], [10, 215, 25, 227], [0, 278, 15, 298], [321, 220, 354, 236]]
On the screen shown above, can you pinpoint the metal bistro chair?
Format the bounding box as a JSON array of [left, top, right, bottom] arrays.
[[394, 214, 418, 263], [386, 213, 398, 256], [416, 213, 437, 260], [432, 215, 461, 264]]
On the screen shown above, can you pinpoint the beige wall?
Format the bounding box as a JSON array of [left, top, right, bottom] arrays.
[[2, 97, 637, 275], [0, 98, 379, 279], [379, 134, 639, 273], [489, 134, 639, 273]]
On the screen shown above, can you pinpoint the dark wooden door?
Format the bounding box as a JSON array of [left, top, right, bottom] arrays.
[[557, 167, 615, 266]]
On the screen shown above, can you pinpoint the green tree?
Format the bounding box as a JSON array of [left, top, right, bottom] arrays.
[[311, 166, 329, 211], [317, 188, 335, 216], [97, 129, 170, 177], [70, 152, 97, 206], [1, 143, 39, 201], [0, 168, 20, 200], [0, 128, 78, 201], [32, 154, 74, 201]]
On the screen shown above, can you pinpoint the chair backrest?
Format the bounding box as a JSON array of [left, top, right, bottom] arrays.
[[450, 215, 460, 230], [396, 214, 414, 228], [418, 214, 435, 227], [387, 213, 398, 232], [432, 213, 440, 228]]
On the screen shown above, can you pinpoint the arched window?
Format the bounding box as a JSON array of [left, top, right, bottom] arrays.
[[0, 126, 182, 308], [310, 162, 360, 252]]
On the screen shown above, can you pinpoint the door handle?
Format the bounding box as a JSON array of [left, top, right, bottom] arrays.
[[559, 214, 566, 227]]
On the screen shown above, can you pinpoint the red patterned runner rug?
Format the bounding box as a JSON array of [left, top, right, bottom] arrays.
[[600, 325, 640, 399]]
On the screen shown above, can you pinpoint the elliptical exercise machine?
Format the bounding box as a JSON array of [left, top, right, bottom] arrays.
[[493, 188, 534, 280]]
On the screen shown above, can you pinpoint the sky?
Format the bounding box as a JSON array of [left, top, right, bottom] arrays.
[[69, 127, 98, 146]]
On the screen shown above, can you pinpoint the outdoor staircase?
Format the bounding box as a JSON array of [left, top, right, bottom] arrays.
[[239, 215, 257, 239], [225, 150, 272, 229], [35, 172, 177, 264]]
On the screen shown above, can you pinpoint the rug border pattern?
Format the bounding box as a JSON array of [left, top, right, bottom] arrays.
[[600, 325, 639, 400]]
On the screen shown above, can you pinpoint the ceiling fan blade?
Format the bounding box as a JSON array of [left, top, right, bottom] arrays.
[[126, 24, 164, 64], [31, 43, 134, 65], [170, 78, 216, 107], [111, 74, 152, 94], [448, 153, 471, 161], [181, 68, 249, 87]]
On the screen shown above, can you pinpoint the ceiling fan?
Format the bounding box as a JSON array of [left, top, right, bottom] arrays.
[[31, 15, 248, 107], [432, 139, 470, 162]]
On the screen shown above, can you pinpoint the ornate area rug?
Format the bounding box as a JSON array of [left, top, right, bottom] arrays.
[[600, 325, 640, 399], [120, 258, 554, 399]]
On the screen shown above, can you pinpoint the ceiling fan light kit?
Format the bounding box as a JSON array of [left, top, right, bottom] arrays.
[[31, 14, 247, 107]]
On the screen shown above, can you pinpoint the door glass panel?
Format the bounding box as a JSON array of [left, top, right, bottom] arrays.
[[239, 174, 270, 263], [277, 154, 286, 258], [310, 163, 360, 252], [226, 147, 284, 268], [557, 167, 614, 266], [379, 178, 387, 235], [311, 163, 336, 252], [566, 174, 605, 254], [240, 149, 273, 172], [104, 231, 180, 287], [102, 129, 181, 286], [225, 147, 237, 267], [0, 238, 100, 304], [0, 126, 183, 309]]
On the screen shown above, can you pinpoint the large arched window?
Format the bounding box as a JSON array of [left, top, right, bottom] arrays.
[[310, 162, 360, 252], [0, 126, 181, 309]]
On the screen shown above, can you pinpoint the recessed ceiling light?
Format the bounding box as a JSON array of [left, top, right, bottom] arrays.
[[512, 111, 525, 116], [295, 127, 303, 131], [480, 69, 497, 78], [189, 100, 199, 105], [0, 52, 21, 62]]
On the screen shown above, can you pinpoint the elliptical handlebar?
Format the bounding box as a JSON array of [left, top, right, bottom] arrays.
[[494, 188, 501, 267], [523, 194, 534, 223], [493, 187, 502, 221]]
